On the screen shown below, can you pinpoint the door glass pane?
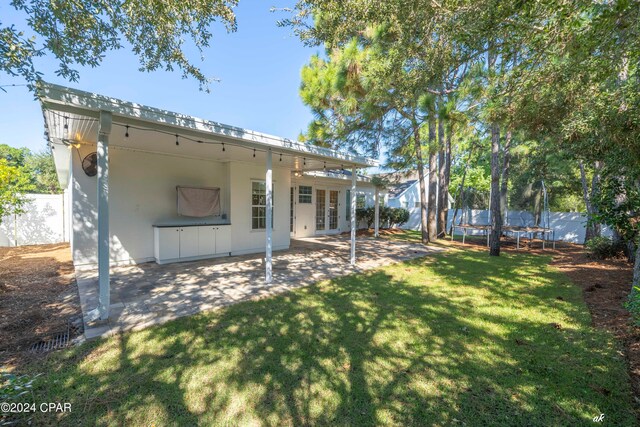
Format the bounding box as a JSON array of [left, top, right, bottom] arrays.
[[329, 190, 338, 230], [316, 189, 325, 230], [290, 187, 294, 233], [346, 189, 351, 221]]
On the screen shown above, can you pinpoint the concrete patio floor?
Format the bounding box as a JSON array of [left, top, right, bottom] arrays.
[[77, 236, 443, 339]]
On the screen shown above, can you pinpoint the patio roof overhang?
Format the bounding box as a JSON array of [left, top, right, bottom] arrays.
[[37, 83, 378, 188], [38, 82, 381, 322]]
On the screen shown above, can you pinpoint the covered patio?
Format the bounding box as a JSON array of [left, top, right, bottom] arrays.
[[39, 83, 383, 326], [78, 236, 442, 339]]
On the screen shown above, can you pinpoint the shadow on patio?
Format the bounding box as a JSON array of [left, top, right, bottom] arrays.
[[77, 235, 443, 339]]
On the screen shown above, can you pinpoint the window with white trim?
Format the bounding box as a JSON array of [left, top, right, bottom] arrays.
[[251, 181, 274, 230], [298, 185, 312, 203]]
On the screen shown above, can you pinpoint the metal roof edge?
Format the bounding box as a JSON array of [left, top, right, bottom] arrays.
[[38, 82, 379, 168]]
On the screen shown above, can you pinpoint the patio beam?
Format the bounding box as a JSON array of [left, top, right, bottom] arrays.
[[374, 187, 380, 238], [350, 166, 356, 265], [97, 110, 112, 320], [266, 149, 273, 283]]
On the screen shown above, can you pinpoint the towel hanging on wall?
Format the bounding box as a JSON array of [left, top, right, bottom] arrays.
[[176, 186, 221, 217]]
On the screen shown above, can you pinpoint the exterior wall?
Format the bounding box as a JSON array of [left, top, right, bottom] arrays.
[[0, 192, 70, 247], [70, 144, 232, 267], [386, 180, 430, 230], [291, 175, 375, 238], [228, 161, 290, 255], [69, 143, 291, 267]]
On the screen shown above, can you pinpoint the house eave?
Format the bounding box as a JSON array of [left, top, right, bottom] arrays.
[[37, 82, 378, 169]]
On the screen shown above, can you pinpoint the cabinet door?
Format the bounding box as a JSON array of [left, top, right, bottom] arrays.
[[215, 226, 231, 254], [157, 228, 180, 260], [179, 227, 199, 258], [198, 226, 216, 256]]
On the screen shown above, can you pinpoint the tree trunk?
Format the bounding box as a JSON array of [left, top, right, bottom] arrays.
[[437, 116, 446, 237], [633, 242, 640, 291], [413, 127, 429, 244], [590, 161, 602, 237], [579, 160, 600, 242], [489, 122, 502, 256], [500, 130, 512, 226], [449, 140, 471, 235], [443, 124, 452, 235], [428, 115, 438, 241]]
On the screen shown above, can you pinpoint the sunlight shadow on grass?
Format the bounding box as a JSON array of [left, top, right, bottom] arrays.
[[27, 247, 635, 426]]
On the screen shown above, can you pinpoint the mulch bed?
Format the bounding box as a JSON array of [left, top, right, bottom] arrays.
[[0, 243, 81, 370]]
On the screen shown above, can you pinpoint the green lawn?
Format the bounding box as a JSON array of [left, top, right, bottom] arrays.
[[25, 244, 635, 426]]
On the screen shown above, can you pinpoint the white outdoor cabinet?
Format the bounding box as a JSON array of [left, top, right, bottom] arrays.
[[198, 226, 216, 256], [179, 226, 199, 258], [154, 227, 180, 260], [153, 224, 231, 264], [215, 226, 231, 254]]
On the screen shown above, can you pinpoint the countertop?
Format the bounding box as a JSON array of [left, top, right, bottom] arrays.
[[153, 222, 231, 228]]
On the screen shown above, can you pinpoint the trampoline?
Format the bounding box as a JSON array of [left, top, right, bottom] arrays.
[[450, 181, 557, 250]]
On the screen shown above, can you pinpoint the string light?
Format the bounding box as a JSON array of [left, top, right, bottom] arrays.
[[47, 114, 361, 174]]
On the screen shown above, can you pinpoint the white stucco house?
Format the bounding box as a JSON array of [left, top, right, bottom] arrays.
[[39, 83, 381, 321]]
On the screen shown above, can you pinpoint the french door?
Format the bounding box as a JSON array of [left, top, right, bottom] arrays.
[[316, 188, 340, 234]]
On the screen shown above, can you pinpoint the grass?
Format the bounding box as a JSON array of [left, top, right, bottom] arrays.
[[20, 242, 636, 426]]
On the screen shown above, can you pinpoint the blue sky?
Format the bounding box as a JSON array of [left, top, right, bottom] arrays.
[[0, 1, 319, 153]]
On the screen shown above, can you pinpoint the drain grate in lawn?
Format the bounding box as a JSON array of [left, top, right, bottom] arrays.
[[29, 323, 75, 354]]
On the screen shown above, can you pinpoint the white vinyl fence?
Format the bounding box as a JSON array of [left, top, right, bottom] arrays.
[[401, 207, 610, 244], [0, 192, 70, 247]]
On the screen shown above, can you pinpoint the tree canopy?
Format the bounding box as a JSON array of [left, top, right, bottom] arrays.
[[2, 0, 239, 90], [287, 0, 639, 264]]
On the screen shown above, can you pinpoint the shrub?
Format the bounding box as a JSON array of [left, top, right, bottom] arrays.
[[356, 207, 375, 228], [0, 371, 39, 403], [355, 206, 410, 229], [389, 207, 410, 226], [585, 236, 625, 259], [625, 287, 640, 326]]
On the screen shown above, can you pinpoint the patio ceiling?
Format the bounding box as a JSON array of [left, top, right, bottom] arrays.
[[39, 83, 377, 188]]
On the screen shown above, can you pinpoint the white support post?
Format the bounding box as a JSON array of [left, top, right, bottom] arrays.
[[97, 110, 112, 320], [265, 149, 273, 283], [350, 166, 356, 265], [374, 188, 380, 238]]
